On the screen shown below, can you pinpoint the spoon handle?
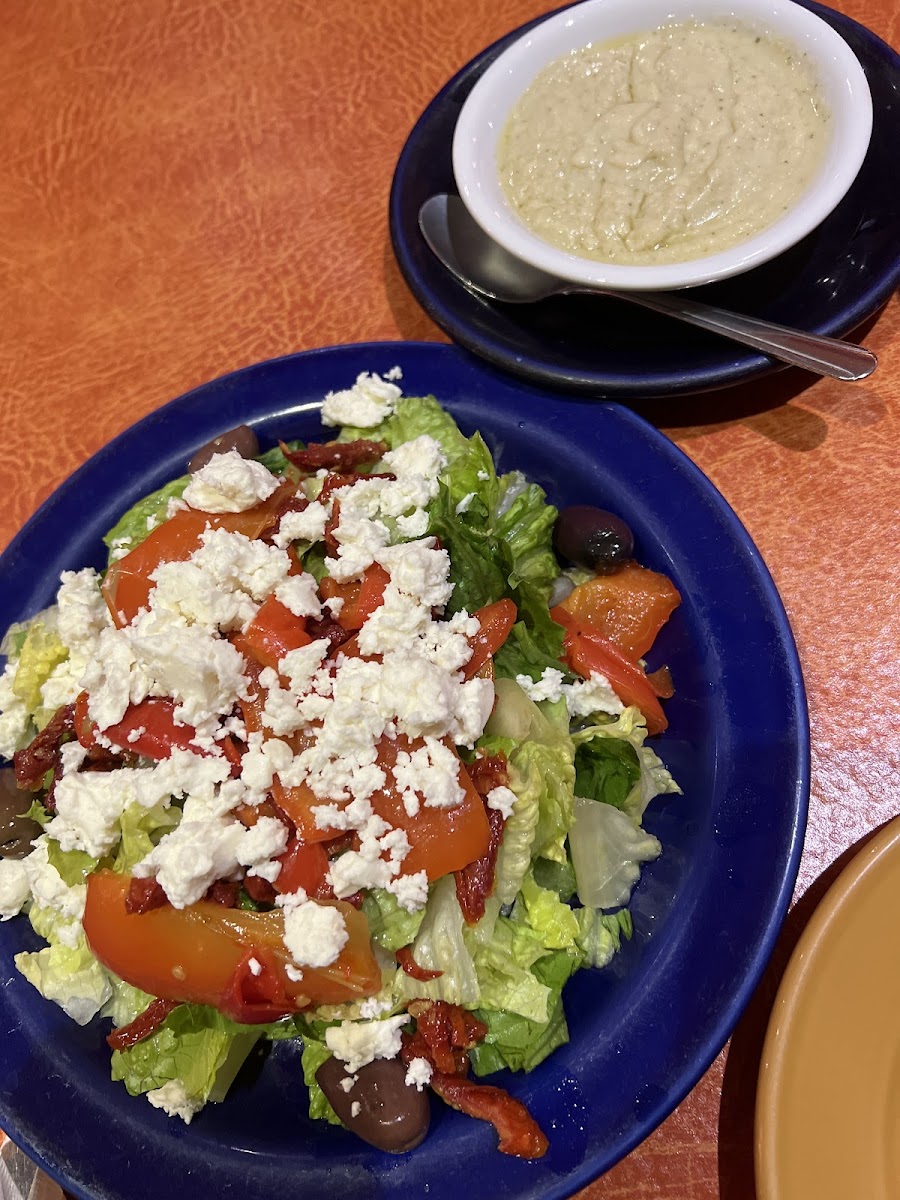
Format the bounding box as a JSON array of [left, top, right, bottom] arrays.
[[618, 291, 877, 382]]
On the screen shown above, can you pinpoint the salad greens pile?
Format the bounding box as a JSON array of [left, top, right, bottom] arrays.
[[0, 387, 680, 1139]]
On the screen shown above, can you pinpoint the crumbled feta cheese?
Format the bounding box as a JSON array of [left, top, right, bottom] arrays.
[[395, 509, 430, 539], [320, 371, 402, 429], [350, 1101, 361, 1118], [240, 734, 294, 798], [384, 365, 402, 381], [386, 870, 429, 913], [282, 898, 348, 968], [134, 812, 288, 909], [455, 492, 475, 515], [376, 539, 453, 608], [325, 1014, 409, 1074], [278, 640, 330, 699], [150, 529, 291, 633], [274, 573, 322, 619], [273, 503, 329, 549], [0, 662, 31, 758], [339, 1075, 357, 1093], [182, 450, 278, 514], [404, 1057, 433, 1091], [392, 737, 464, 815], [486, 786, 517, 820], [515, 667, 566, 704], [248, 957, 262, 977], [0, 859, 30, 920], [286, 964, 305, 982], [146, 1079, 203, 1124], [562, 671, 624, 719], [22, 837, 86, 925], [258, 667, 307, 736]]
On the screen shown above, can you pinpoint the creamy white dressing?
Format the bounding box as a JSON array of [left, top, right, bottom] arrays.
[[498, 21, 829, 265]]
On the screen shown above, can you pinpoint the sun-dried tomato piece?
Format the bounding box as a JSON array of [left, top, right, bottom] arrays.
[[306, 613, 353, 655], [205, 880, 240, 907], [402, 1000, 488, 1076], [106, 998, 180, 1050], [429, 1072, 548, 1159], [281, 439, 388, 472], [396, 945, 443, 982], [467, 752, 509, 796], [242, 875, 276, 906], [125, 877, 169, 915], [454, 805, 505, 924], [13, 704, 75, 790]]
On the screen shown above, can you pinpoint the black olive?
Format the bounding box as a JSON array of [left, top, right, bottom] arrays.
[[316, 1055, 430, 1153], [0, 769, 41, 860], [554, 505, 635, 575], [187, 425, 260, 473]]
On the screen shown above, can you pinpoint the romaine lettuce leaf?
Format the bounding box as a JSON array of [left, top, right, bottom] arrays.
[[518, 871, 580, 950], [574, 737, 641, 810], [362, 887, 427, 952], [103, 477, 189, 558], [11, 621, 68, 714], [300, 1037, 344, 1126], [113, 801, 181, 874], [569, 795, 662, 910], [575, 907, 634, 969], [472, 915, 551, 1024], [45, 840, 99, 886], [396, 875, 480, 1007], [15, 906, 112, 1026], [110, 1003, 261, 1108]]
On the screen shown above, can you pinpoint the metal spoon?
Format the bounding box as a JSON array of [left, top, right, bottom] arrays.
[[418, 194, 877, 383]]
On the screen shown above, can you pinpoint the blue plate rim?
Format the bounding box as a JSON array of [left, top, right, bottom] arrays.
[[0, 340, 810, 1199], [388, 0, 900, 397]]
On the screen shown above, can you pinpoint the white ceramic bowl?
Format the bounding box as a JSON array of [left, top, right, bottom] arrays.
[[452, 0, 873, 292]]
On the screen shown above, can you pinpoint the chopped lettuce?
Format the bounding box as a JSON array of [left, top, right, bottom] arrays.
[[111, 1004, 262, 1110], [518, 871, 580, 951], [11, 621, 68, 716], [45, 840, 99, 886], [574, 737, 641, 810], [362, 887, 427, 952], [470, 950, 581, 1076], [300, 1038, 343, 1126], [575, 908, 634, 969], [16, 905, 112, 1026], [396, 875, 480, 1007], [112, 802, 181, 874], [338, 395, 469, 461], [472, 916, 551, 1024], [569, 795, 662, 910], [572, 707, 682, 822], [103, 476, 189, 559]]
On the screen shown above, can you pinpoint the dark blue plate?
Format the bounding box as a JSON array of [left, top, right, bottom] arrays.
[[0, 343, 808, 1199], [389, 1, 900, 398]]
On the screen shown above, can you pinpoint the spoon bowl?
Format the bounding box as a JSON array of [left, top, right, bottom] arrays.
[[418, 194, 877, 383]]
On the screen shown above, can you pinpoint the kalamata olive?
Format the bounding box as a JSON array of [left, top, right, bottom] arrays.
[[0, 769, 41, 860], [554, 505, 634, 575], [187, 425, 260, 473], [316, 1055, 430, 1153]]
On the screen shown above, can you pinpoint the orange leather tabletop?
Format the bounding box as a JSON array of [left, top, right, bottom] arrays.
[[1, 1, 898, 1197]]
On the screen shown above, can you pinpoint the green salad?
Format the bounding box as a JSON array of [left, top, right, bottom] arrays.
[[0, 369, 680, 1156]]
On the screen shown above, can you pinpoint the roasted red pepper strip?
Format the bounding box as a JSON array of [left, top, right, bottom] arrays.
[[13, 704, 75, 790], [396, 945, 443, 982], [429, 1072, 549, 1159], [281, 439, 388, 472], [454, 806, 505, 924], [106, 997, 179, 1050]]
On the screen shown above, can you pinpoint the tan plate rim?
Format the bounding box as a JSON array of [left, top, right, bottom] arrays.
[[754, 815, 900, 1200]]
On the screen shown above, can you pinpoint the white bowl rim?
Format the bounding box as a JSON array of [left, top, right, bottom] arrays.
[[452, 0, 874, 291]]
